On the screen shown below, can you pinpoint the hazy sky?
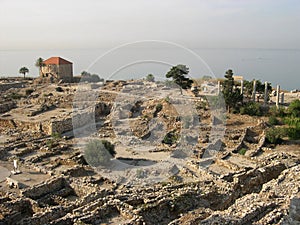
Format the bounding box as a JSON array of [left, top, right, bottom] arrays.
[[1, 0, 300, 50]]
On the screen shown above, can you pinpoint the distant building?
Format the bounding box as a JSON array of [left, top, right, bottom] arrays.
[[233, 75, 243, 81], [201, 81, 218, 94], [41, 57, 73, 82]]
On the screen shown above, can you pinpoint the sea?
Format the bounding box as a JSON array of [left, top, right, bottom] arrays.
[[0, 46, 299, 91]]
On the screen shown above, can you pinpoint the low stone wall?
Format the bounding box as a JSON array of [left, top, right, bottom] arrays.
[[0, 82, 25, 92], [50, 117, 73, 135], [0, 101, 16, 113], [21, 176, 67, 200]]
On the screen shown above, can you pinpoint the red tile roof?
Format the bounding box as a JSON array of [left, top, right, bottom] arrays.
[[43, 57, 72, 65]]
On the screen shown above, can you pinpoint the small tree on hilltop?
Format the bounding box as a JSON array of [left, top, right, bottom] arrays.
[[146, 74, 155, 82], [19, 67, 29, 79], [222, 69, 243, 112], [166, 64, 193, 94]]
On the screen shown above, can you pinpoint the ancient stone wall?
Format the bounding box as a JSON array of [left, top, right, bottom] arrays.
[[21, 176, 67, 200], [0, 102, 16, 113], [50, 117, 73, 135], [0, 82, 25, 92]]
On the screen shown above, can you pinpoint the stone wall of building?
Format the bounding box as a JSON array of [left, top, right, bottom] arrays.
[[41, 64, 73, 82], [58, 64, 73, 82], [41, 64, 59, 77]]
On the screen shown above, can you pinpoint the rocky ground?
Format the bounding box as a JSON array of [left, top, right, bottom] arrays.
[[0, 78, 299, 225]]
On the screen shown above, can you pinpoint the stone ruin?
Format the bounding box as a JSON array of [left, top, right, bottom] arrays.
[[0, 79, 299, 224]]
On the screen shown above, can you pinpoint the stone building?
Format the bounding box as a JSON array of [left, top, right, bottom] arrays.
[[41, 57, 73, 82]]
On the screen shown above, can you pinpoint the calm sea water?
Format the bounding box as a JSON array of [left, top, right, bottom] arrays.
[[0, 47, 299, 90]]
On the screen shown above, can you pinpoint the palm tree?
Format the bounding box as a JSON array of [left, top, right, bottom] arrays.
[[35, 57, 45, 76], [19, 67, 29, 79]]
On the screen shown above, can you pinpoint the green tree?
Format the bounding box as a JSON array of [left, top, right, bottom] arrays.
[[19, 66, 29, 78], [222, 69, 243, 112], [146, 74, 155, 82], [81, 71, 103, 83], [81, 71, 91, 76], [35, 57, 45, 76], [166, 64, 193, 94], [84, 139, 116, 167]]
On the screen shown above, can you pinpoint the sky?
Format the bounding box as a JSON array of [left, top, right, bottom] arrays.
[[1, 0, 300, 50]]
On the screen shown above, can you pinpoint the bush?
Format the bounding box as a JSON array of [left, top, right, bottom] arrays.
[[46, 138, 59, 149], [240, 102, 262, 116], [268, 116, 280, 126], [154, 103, 163, 117], [238, 148, 247, 155], [51, 132, 62, 139], [164, 96, 170, 103], [84, 139, 116, 167], [283, 117, 300, 128], [269, 106, 286, 118], [266, 127, 285, 144], [100, 140, 116, 156], [55, 86, 64, 92], [162, 131, 178, 146], [286, 127, 300, 140], [8, 92, 23, 100], [25, 89, 34, 96], [288, 99, 300, 117], [283, 117, 300, 140]]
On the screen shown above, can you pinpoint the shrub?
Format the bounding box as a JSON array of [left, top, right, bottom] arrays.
[[238, 148, 247, 155], [165, 96, 170, 103], [46, 138, 59, 149], [9, 92, 23, 100], [268, 116, 280, 126], [100, 139, 116, 156], [84, 139, 116, 167], [269, 106, 286, 118], [240, 102, 262, 116], [162, 131, 178, 146], [283, 117, 300, 140], [55, 86, 64, 92], [196, 101, 208, 111], [283, 117, 300, 128], [266, 127, 285, 144], [154, 103, 163, 117], [51, 132, 62, 139], [288, 99, 300, 117], [286, 127, 300, 140], [25, 89, 34, 96]]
